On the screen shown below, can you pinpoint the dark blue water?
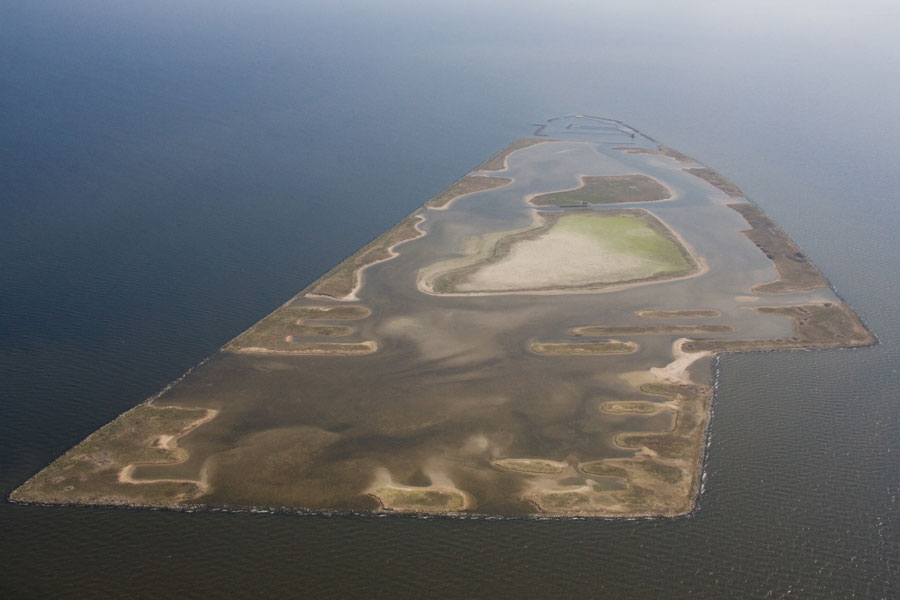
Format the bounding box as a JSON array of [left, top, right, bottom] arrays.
[[2, 1, 899, 597]]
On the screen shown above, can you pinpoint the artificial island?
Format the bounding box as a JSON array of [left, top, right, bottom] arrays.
[[11, 116, 875, 517]]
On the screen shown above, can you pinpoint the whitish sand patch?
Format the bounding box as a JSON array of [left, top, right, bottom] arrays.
[[459, 231, 657, 292], [650, 338, 711, 384]]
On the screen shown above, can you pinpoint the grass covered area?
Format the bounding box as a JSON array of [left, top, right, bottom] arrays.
[[599, 401, 666, 414], [530, 341, 637, 355], [572, 324, 733, 335], [493, 459, 566, 474], [10, 405, 213, 506], [371, 486, 466, 512], [552, 212, 694, 274], [531, 174, 670, 206]]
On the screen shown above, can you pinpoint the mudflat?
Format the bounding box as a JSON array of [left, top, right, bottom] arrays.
[[11, 116, 874, 518]]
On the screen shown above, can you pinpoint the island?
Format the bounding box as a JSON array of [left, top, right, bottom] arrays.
[[10, 115, 875, 518]]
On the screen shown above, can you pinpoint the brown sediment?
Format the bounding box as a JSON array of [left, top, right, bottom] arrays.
[[572, 325, 733, 336], [728, 202, 829, 294], [529, 174, 672, 206], [226, 305, 371, 353], [9, 406, 217, 507], [426, 175, 513, 210], [684, 167, 744, 197], [681, 303, 876, 353], [307, 214, 426, 300], [636, 309, 721, 318], [477, 138, 548, 171], [530, 340, 638, 355]]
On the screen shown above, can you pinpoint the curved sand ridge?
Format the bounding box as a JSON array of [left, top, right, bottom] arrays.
[[227, 305, 374, 355], [367, 467, 471, 513], [113, 408, 218, 493], [116, 408, 218, 500]]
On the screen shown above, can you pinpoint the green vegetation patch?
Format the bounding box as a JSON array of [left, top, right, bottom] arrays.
[[536, 491, 594, 510], [639, 460, 684, 484], [636, 309, 720, 318], [581, 462, 629, 478], [429, 209, 698, 294], [599, 401, 664, 414], [531, 175, 670, 206], [552, 212, 693, 273], [682, 303, 875, 353], [494, 459, 566, 474], [573, 324, 733, 336], [531, 341, 637, 355]]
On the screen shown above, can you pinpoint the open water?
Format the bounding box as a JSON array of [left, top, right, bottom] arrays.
[[2, 1, 898, 597]]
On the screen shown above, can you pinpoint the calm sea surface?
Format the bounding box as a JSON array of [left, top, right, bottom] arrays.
[[2, 1, 899, 597]]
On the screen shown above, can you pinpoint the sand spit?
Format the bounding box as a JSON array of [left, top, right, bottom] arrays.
[[477, 138, 549, 172], [728, 202, 829, 294], [684, 167, 744, 197], [650, 339, 712, 384], [427, 175, 513, 210]]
